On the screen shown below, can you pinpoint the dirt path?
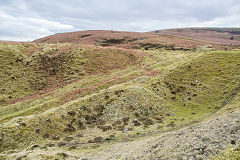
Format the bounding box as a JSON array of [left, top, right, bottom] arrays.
[[81, 109, 240, 160]]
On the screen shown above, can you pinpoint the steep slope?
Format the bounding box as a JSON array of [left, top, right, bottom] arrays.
[[164, 51, 240, 113]]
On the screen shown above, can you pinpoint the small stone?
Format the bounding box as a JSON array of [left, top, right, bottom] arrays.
[[31, 145, 40, 150], [230, 140, 236, 145], [88, 140, 93, 143], [193, 94, 197, 97], [46, 119, 51, 123], [19, 122, 27, 127]]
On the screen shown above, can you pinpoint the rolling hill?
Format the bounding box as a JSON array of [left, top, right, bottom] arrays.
[[0, 28, 240, 160]]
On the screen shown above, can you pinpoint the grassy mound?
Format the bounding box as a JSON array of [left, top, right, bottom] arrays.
[[0, 43, 142, 106], [164, 51, 240, 113], [0, 81, 167, 152]]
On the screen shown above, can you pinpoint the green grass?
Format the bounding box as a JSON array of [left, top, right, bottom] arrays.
[[0, 43, 240, 157], [0, 43, 43, 103], [164, 50, 240, 108], [0, 43, 141, 106], [215, 144, 240, 160]]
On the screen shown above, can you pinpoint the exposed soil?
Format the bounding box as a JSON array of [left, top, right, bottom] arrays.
[[79, 109, 240, 160]]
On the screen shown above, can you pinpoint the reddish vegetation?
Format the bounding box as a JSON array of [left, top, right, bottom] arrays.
[[4, 43, 146, 106], [59, 55, 162, 104], [155, 28, 240, 46], [0, 41, 26, 44], [33, 30, 229, 50], [3, 28, 240, 106], [81, 47, 144, 74]]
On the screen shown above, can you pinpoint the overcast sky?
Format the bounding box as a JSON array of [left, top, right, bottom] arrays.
[[1, 0, 240, 41]]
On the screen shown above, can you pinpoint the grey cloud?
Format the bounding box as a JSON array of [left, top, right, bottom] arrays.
[[0, 0, 240, 41]]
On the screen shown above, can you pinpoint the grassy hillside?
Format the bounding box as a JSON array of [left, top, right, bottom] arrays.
[[164, 50, 240, 113], [33, 30, 239, 50], [0, 43, 142, 105], [0, 30, 240, 159]]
